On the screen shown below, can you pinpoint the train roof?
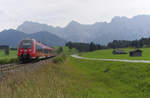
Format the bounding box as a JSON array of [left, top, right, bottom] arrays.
[[21, 38, 54, 50], [35, 40, 54, 50]]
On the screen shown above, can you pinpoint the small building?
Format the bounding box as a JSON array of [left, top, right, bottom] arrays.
[[112, 49, 127, 55], [129, 49, 142, 57], [0, 45, 9, 55], [0, 45, 9, 50], [10, 47, 17, 51]]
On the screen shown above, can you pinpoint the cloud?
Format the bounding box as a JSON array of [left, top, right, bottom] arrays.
[[0, 10, 4, 15], [0, 0, 150, 31]]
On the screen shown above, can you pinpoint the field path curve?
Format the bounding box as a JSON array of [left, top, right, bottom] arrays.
[[71, 54, 150, 63]]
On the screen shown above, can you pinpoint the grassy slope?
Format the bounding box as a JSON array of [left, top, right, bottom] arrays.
[[0, 50, 18, 64], [1, 56, 150, 98], [69, 57, 150, 98], [81, 48, 150, 60]]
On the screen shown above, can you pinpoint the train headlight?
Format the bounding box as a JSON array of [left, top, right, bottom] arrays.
[[29, 49, 32, 52]]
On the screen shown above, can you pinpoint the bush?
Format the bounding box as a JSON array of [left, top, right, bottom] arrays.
[[52, 57, 64, 63], [56, 47, 63, 54], [61, 54, 66, 60], [69, 48, 78, 54], [52, 54, 66, 63]]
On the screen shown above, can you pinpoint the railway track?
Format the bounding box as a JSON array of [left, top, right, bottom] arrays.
[[0, 57, 55, 79]]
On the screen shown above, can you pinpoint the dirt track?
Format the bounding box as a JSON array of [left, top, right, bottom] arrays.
[[71, 55, 150, 63]]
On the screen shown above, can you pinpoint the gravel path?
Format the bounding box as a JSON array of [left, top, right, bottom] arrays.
[[71, 55, 150, 63], [0, 57, 53, 79]]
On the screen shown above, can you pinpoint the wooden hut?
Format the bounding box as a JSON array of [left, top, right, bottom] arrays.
[[129, 49, 142, 57], [112, 49, 127, 55], [0, 45, 9, 55]]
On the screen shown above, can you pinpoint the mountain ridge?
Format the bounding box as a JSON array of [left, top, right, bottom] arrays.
[[0, 29, 66, 47], [17, 15, 150, 45]]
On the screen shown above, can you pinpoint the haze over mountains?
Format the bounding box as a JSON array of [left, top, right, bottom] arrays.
[[0, 29, 66, 47], [17, 15, 150, 45], [1, 15, 150, 47]]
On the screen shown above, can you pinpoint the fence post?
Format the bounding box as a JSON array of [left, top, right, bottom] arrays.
[[0, 65, 2, 75], [0, 65, 1, 74]]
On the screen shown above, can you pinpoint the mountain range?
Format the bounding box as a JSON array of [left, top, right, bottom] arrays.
[[17, 15, 150, 45], [0, 29, 66, 47], [1, 15, 150, 47]]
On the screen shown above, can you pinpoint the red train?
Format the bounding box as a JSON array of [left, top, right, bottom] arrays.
[[18, 38, 55, 61]]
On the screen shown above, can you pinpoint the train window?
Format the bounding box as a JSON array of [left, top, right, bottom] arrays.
[[44, 49, 49, 54], [49, 50, 52, 53], [36, 44, 43, 52], [43, 49, 53, 54], [20, 40, 33, 49]]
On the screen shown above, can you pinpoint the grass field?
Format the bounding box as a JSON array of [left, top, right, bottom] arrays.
[[81, 48, 150, 60], [55, 46, 78, 55], [0, 50, 18, 64], [1, 56, 150, 98]]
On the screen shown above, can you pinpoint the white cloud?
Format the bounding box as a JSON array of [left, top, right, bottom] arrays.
[[0, 0, 150, 31]]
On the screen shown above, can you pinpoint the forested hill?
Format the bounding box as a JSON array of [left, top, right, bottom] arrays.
[[0, 29, 66, 47]]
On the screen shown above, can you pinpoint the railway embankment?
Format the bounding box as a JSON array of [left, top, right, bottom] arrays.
[[0, 57, 54, 80]]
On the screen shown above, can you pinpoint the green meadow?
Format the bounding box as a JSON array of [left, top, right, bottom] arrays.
[[81, 48, 150, 60], [1, 47, 150, 97], [1, 56, 150, 98], [0, 50, 18, 64]]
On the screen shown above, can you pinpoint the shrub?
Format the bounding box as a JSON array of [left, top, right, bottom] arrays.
[[56, 47, 63, 54], [52, 57, 63, 63], [52, 54, 66, 64]]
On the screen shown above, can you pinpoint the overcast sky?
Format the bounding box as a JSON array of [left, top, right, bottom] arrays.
[[0, 0, 150, 31]]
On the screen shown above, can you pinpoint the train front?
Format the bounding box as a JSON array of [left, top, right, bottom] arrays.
[[18, 39, 35, 61]]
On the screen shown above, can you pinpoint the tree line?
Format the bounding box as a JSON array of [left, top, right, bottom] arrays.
[[66, 42, 107, 52], [107, 38, 150, 49], [66, 37, 150, 52]]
